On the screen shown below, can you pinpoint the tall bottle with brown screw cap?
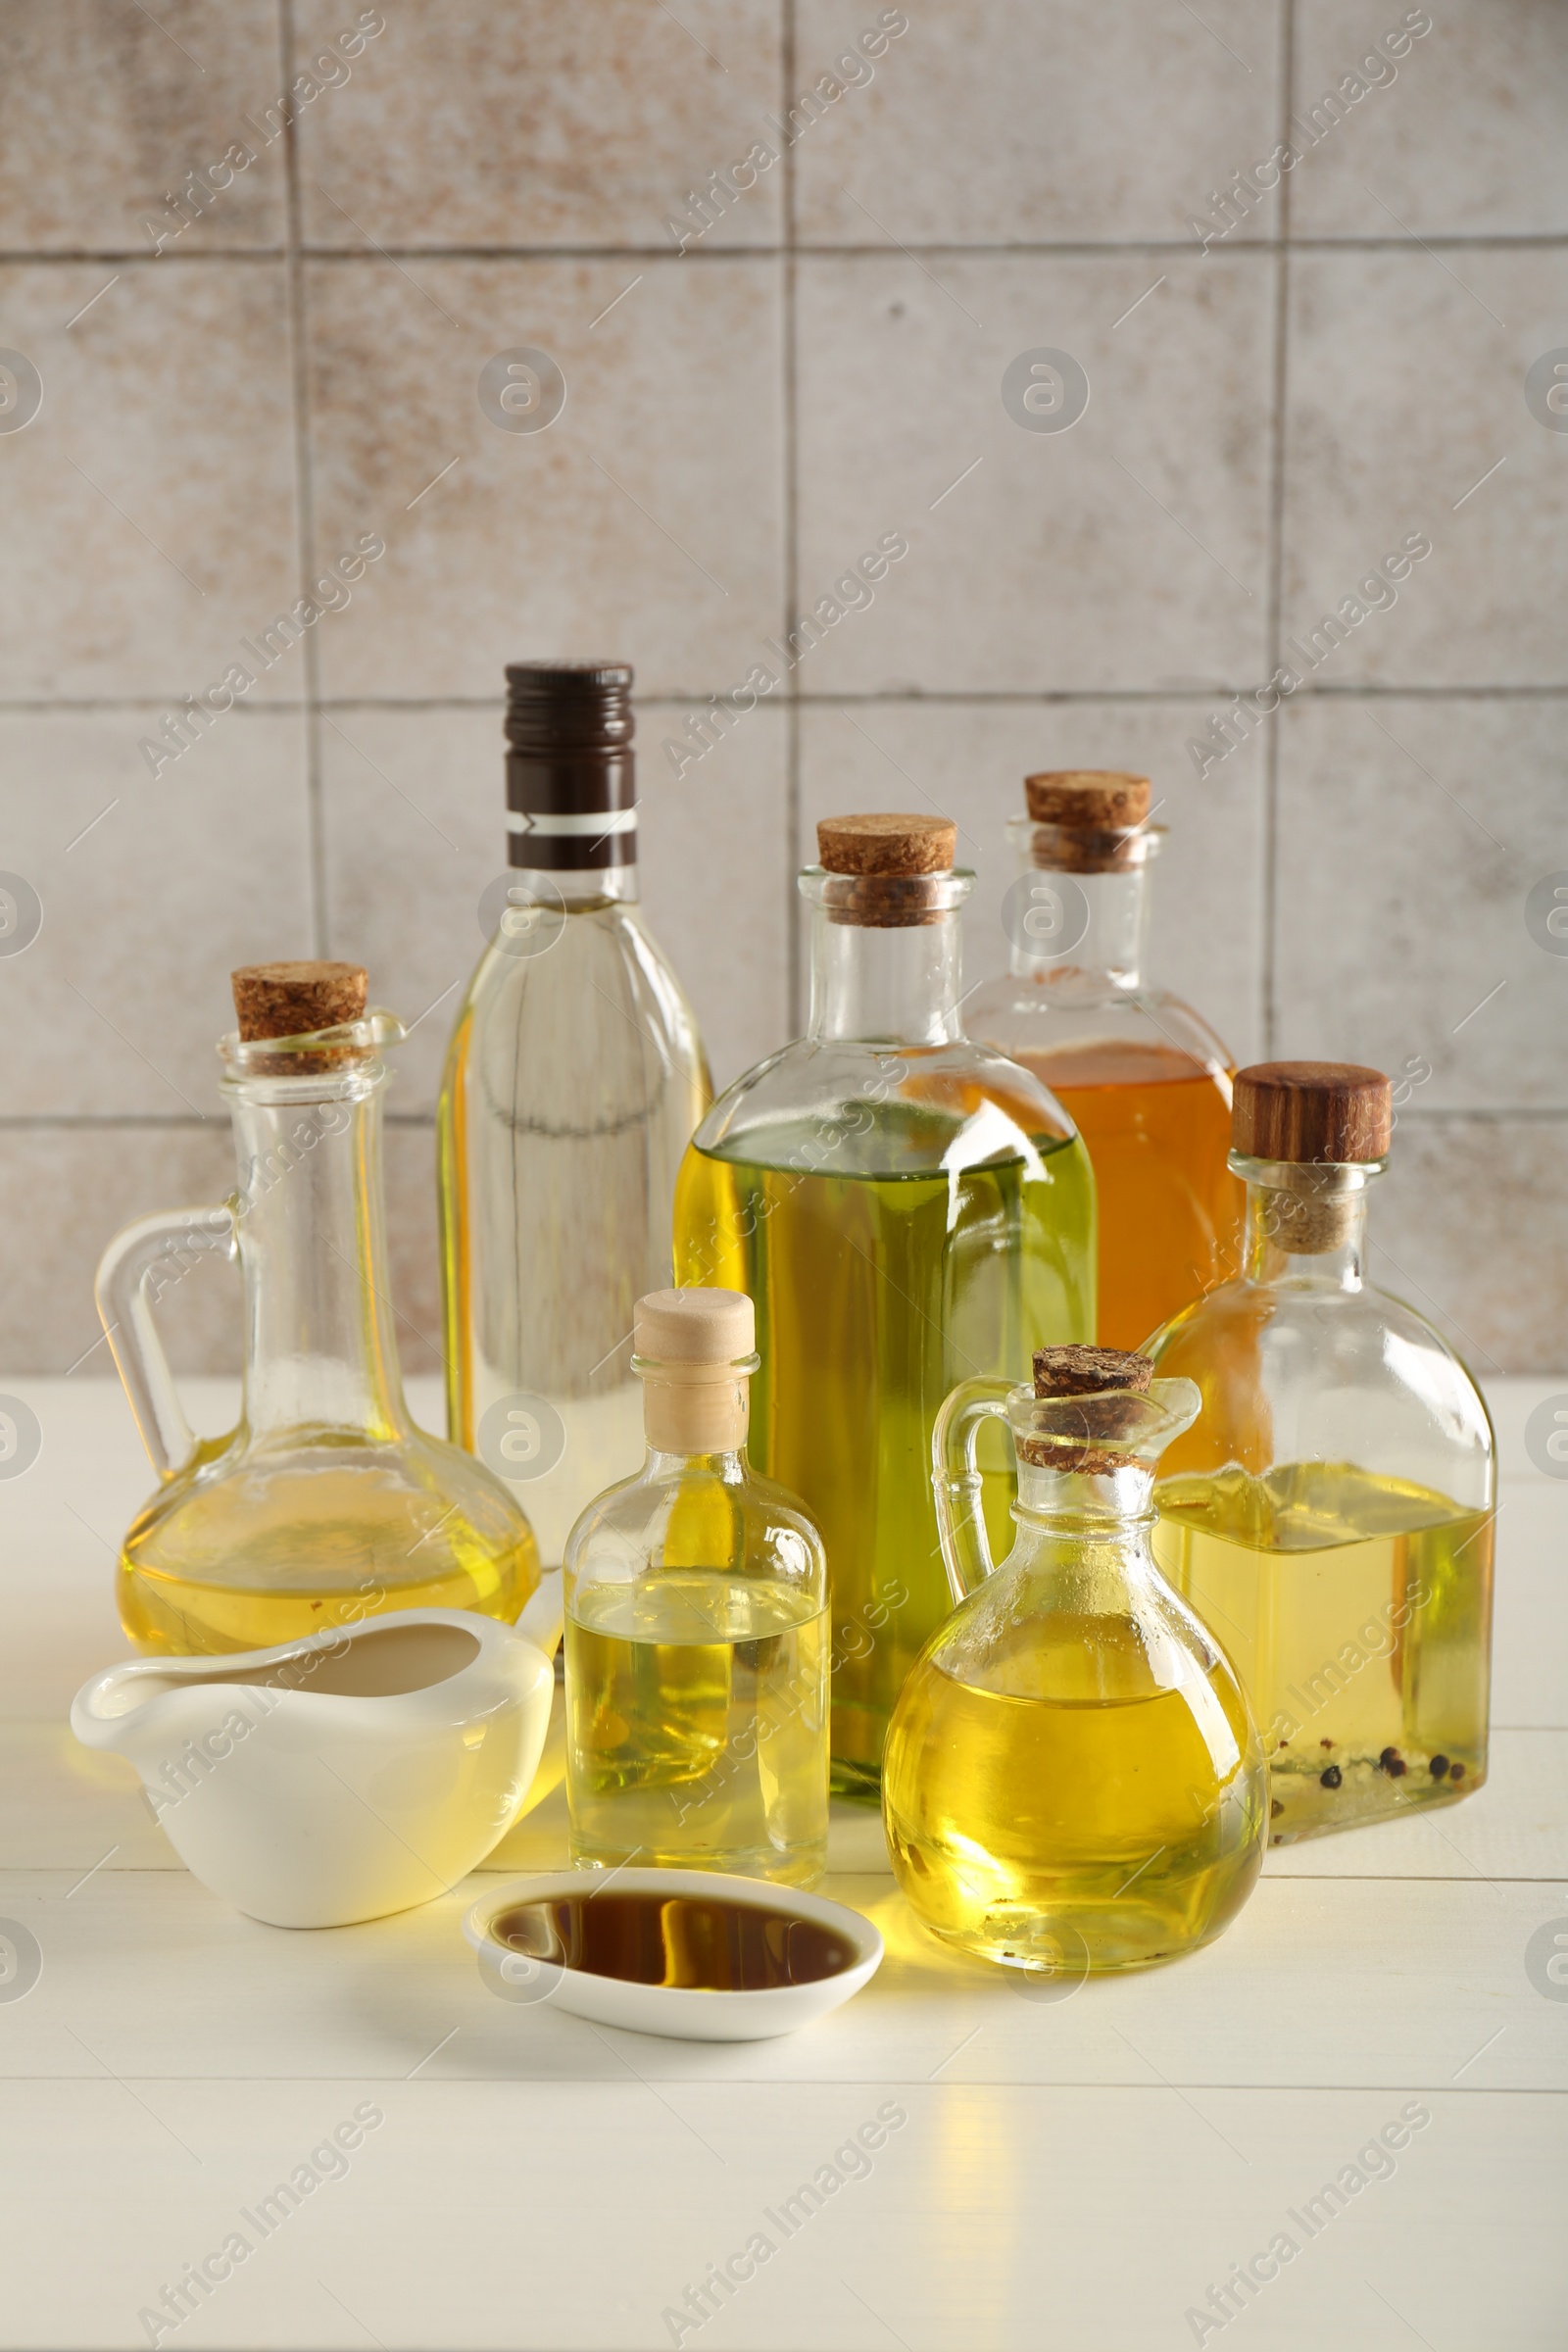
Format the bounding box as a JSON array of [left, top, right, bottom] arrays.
[[673, 812, 1096, 1798], [438, 663, 711, 1575]]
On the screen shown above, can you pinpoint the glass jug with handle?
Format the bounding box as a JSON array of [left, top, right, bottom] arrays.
[[96, 959, 539, 1654], [882, 1344, 1266, 1974]]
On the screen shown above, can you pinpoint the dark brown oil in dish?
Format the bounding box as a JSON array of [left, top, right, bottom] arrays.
[[491, 1889, 858, 1991]]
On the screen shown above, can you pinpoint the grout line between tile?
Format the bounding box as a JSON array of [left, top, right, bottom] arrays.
[[781, 0, 803, 1034], [277, 0, 327, 957], [10, 236, 1568, 264], [1259, 0, 1297, 1060], [339, 683, 1568, 702], [1386, 1106, 1568, 1124], [7, 685, 1568, 714]]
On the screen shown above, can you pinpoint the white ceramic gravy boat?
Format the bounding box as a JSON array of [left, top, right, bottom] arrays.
[[71, 1582, 563, 1929]]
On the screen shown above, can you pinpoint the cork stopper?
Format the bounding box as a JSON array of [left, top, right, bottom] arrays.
[[1025, 771, 1151, 829], [635, 1289, 755, 1452], [816, 813, 956, 876], [1232, 1063, 1392, 1164], [1033, 1345, 1152, 1397], [1022, 770, 1152, 876], [1014, 1344, 1156, 1473], [813, 811, 959, 928], [635, 1288, 755, 1365], [231, 961, 367, 1042]]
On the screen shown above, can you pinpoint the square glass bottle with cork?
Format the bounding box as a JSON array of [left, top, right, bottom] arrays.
[[1147, 1062, 1495, 1840]]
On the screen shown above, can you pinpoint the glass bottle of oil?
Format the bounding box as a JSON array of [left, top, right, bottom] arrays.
[[564, 1287, 829, 1887], [1147, 1062, 1495, 1841], [437, 662, 710, 1568], [96, 961, 539, 1653], [672, 813, 1096, 1801], [966, 769, 1243, 1348], [884, 1344, 1266, 1974]]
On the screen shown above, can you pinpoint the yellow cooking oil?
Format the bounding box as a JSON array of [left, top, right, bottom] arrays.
[[882, 1609, 1264, 1972], [672, 1124, 1095, 1798], [565, 1571, 829, 1886], [1152, 1462, 1494, 1841], [118, 1450, 537, 1653]]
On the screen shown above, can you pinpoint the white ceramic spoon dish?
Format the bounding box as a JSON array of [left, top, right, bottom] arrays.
[[464, 1868, 883, 2041]]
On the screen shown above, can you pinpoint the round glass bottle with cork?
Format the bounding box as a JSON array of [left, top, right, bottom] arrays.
[[883, 1343, 1266, 1974], [672, 812, 1096, 1800], [966, 769, 1242, 1349], [96, 960, 540, 1653], [563, 1287, 829, 1888], [1147, 1061, 1495, 1841]]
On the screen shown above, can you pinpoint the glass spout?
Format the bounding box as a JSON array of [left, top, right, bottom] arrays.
[[1011, 1378, 1202, 1492], [933, 1375, 1201, 1603]]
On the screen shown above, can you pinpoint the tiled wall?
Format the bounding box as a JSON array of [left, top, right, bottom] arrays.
[[2, 0, 1566, 1382]]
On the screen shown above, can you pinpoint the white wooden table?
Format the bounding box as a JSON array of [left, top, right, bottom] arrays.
[[1, 1376, 1563, 2352]]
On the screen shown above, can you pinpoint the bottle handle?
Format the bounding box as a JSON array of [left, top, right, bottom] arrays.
[[931, 1377, 1018, 1605], [94, 1206, 237, 1479]]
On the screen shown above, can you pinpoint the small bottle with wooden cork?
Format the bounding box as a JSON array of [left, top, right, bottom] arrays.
[[672, 814, 1096, 1802], [966, 769, 1244, 1349], [882, 1343, 1266, 1972], [95, 962, 540, 1653], [562, 1288, 829, 1886], [1147, 1061, 1495, 1841]]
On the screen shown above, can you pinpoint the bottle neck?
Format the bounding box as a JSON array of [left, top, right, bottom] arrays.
[[1014, 1460, 1156, 1534], [1004, 815, 1163, 994], [1011, 863, 1150, 990], [808, 907, 965, 1045], [1009, 1464, 1167, 1617], [227, 1063, 410, 1443], [508, 858, 639, 911], [1241, 1164, 1375, 1291], [643, 1446, 749, 1482]]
